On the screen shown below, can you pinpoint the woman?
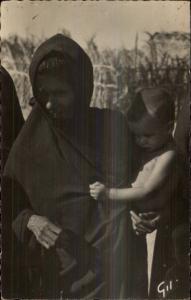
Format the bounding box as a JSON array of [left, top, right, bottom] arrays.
[[3, 34, 147, 298]]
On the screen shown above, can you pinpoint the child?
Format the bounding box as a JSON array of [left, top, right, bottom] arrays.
[[90, 87, 178, 213], [90, 87, 183, 296], [90, 87, 179, 296], [90, 87, 189, 299]]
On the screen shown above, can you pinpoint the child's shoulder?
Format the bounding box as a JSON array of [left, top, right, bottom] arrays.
[[142, 149, 176, 175], [157, 148, 176, 165], [155, 139, 177, 161], [143, 140, 177, 165], [154, 145, 182, 176], [158, 147, 177, 158]]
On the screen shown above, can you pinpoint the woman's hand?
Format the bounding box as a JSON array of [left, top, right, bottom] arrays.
[[130, 210, 160, 235], [27, 215, 61, 249], [89, 182, 106, 200]]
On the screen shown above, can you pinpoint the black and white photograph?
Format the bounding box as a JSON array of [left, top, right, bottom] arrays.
[[1, 1, 190, 299]]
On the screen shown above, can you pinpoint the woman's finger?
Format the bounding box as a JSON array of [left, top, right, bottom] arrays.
[[41, 235, 55, 247], [134, 225, 148, 234], [36, 236, 50, 249], [31, 226, 39, 236], [134, 221, 151, 232], [131, 213, 157, 231], [151, 215, 161, 225], [48, 222, 62, 235], [130, 211, 141, 223], [43, 229, 59, 244], [32, 224, 59, 242], [38, 229, 59, 248], [135, 230, 145, 236], [137, 224, 152, 233], [132, 220, 146, 232], [140, 219, 157, 230], [131, 214, 142, 226], [131, 217, 152, 232], [139, 212, 158, 219], [138, 213, 160, 229]]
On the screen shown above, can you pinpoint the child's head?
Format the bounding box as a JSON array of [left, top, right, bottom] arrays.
[[127, 87, 175, 151]]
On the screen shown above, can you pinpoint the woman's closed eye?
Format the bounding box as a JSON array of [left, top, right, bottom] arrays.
[[137, 134, 153, 139]]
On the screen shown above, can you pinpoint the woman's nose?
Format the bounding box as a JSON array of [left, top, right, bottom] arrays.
[[140, 136, 146, 142], [138, 136, 147, 144]]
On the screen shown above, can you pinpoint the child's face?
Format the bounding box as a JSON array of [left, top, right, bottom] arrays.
[[129, 123, 170, 152]]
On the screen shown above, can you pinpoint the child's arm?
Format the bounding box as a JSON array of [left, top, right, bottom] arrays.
[[90, 150, 177, 207]]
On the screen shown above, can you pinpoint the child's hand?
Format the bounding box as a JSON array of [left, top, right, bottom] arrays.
[[89, 182, 106, 200], [130, 211, 160, 235]]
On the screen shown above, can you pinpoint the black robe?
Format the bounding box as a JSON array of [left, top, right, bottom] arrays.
[[1, 66, 25, 297], [1, 66, 24, 167], [4, 104, 148, 298]]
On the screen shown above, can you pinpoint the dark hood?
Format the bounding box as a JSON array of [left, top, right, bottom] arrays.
[[1, 66, 24, 168], [29, 34, 93, 106]]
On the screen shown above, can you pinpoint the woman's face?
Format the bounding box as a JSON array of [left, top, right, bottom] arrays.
[[36, 71, 75, 120]]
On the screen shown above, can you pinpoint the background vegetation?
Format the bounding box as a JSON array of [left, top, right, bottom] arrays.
[[2, 30, 189, 119]]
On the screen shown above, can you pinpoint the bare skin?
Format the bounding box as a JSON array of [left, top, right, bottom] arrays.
[[27, 215, 61, 249], [90, 124, 177, 234], [89, 149, 176, 209], [130, 211, 160, 235]]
